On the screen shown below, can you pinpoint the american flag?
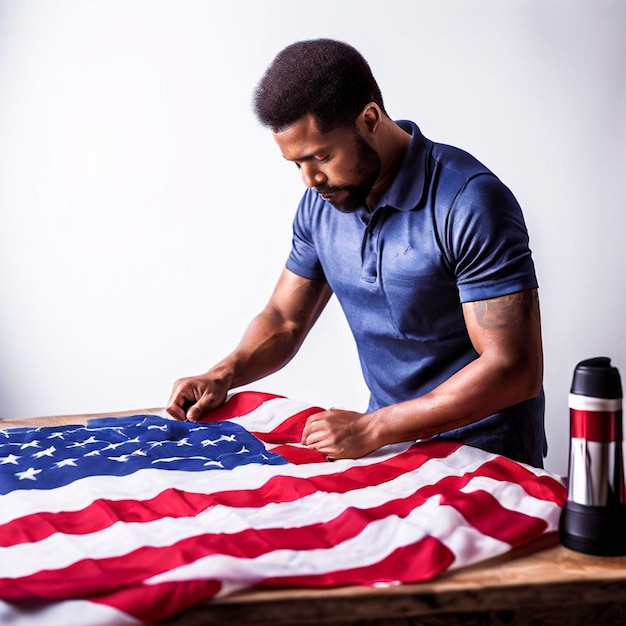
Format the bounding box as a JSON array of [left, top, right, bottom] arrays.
[[0, 391, 566, 625]]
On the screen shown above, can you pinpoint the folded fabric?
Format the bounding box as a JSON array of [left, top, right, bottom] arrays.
[[0, 391, 566, 626]]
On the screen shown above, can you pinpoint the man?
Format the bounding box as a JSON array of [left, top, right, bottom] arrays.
[[166, 39, 546, 467]]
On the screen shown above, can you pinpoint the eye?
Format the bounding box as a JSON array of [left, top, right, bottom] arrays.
[[316, 154, 330, 162]]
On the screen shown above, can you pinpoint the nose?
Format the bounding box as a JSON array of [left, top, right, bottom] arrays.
[[299, 162, 326, 188]]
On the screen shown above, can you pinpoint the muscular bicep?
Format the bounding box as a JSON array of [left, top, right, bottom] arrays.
[[462, 289, 543, 393]]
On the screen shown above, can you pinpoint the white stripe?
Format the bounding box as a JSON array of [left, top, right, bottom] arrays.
[[226, 396, 321, 432], [460, 476, 564, 531], [568, 393, 622, 412], [0, 599, 140, 626], [0, 463, 260, 522], [145, 496, 509, 589]]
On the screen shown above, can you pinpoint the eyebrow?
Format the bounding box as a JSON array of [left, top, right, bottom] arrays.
[[282, 153, 324, 164]]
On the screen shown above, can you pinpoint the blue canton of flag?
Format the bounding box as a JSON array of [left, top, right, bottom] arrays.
[[0, 415, 287, 494]]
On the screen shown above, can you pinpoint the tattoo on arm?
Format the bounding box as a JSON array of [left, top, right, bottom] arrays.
[[473, 291, 540, 329]]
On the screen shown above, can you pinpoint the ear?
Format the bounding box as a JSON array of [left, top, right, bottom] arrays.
[[356, 102, 383, 137]]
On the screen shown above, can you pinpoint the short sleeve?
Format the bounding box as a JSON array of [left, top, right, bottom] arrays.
[[285, 191, 327, 282], [446, 174, 538, 303]]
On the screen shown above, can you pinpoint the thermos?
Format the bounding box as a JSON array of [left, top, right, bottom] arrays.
[[559, 357, 626, 556]]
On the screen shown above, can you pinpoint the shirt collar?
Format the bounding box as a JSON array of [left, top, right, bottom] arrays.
[[374, 120, 432, 213]]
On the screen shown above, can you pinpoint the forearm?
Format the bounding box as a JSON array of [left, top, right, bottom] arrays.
[[167, 313, 307, 422], [371, 351, 542, 446], [207, 308, 308, 390]]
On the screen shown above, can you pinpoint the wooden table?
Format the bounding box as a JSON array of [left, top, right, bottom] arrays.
[[5, 410, 626, 626]]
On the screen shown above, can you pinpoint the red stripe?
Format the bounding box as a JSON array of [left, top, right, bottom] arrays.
[[93, 541, 451, 623], [262, 536, 455, 587], [91, 578, 223, 624], [201, 391, 286, 421], [97, 541, 451, 623], [250, 406, 323, 444], [93, 536, 452, 624], [440, 487, 548, 544], [469, 455, 566, 505], [570, 408, 623, 442], [268, 443, 327, 464]]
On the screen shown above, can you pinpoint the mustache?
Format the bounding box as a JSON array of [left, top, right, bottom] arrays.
[[314, 184, 351, 195]]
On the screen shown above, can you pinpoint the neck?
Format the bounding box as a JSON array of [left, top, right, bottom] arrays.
[[367, 119, 411, 208]]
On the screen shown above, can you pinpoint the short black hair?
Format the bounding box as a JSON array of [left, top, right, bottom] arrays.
[[253, 38, 386, 133]]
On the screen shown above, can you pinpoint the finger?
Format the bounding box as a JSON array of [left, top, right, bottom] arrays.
[[165, 392, 190, 421], [312, 442, 341, 458], [186, 392, 222, 422], [303, 429, 336, 452], [166, 405, 187, 421], [300, 411, 328, 444], [185, 398, 208, 422], [301, 423, 330, 447]]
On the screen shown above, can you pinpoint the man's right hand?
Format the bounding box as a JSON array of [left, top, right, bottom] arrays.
[[165, 373, 230, 422]]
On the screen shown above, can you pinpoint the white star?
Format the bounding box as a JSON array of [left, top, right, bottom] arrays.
[[20, 440, 40, 450], [16, 467, 42, 481], [235, 446, 249, 455], [55, 458, 78, 468], [131, 449, 147, 456], [108, 454, 132, 463], [153, 456, 208, 464], [176, 438, 192, 447], [102, 441, 128, 451], [201, 439, 219, 447], [33, 446, 56, 459], [220, 434, 237, 443], [148, 424, 168, 431], [85, 449, 101, 457], [48, 432, 66, 439], [1, 454, 21, 465], [68, 436, 100, 448], [203, 460, 224, 468]]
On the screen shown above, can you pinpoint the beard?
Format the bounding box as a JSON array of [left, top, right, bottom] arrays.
[[314, 132, 381, 214]]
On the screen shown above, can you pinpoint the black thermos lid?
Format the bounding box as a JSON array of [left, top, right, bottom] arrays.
[[570, 357, 623, 399]]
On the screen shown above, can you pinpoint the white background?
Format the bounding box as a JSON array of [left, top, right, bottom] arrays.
[[0, 0, 624, 476]]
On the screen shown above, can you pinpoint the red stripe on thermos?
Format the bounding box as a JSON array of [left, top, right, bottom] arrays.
[[570, 408, 623, 442]]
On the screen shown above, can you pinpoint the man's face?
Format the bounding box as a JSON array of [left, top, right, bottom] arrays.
[[272, 114, 381, 213]]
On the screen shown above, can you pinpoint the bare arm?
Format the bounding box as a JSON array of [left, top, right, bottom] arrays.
[[302, 289, 543, 458], [167, 268, 333, 421]]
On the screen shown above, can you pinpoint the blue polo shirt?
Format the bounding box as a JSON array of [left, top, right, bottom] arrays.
[[286, 120, 546, 466]]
